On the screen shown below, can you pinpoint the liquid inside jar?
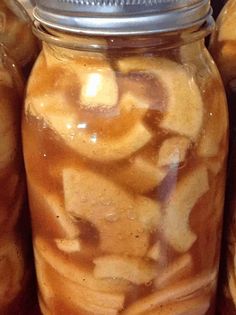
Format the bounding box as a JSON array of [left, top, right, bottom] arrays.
[[23, 35, 228, 315]]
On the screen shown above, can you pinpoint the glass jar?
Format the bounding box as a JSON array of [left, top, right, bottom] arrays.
[[210, 1, 236, 313], [0, 0, 38, 75], [211, 0, 227, 18], [210, 0, 236, 87], [0, 46, 34, 314], [23, 1, 228, 314]]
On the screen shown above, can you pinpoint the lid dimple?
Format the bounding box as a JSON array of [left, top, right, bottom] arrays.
[[34, 0, 212, 35]]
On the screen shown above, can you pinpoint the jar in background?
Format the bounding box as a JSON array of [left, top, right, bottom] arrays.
[[210, 0, 236, 87], [0, 46, 34, 315], [23, 1, 228, 314], [211, 0, 226, 18], [210, 1, 236, 313], [0, 0, 38, 75]]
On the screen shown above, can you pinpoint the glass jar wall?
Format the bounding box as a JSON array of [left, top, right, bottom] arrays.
[[210, 0, 236, 313], [0, 46, 33, 314], [23, 24, 228, 315], [0, 0, 38, 75]]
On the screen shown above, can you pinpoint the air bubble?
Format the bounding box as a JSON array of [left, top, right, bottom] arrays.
[[105, 212, 119, 222]]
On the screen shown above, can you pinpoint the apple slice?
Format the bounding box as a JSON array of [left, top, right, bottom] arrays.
[[94, 255, 157, 285], [63, 168, 161, 256], [28, 180, 79, 239], [139, 295, 210, 315], [55, 239, 81, 254], [112, 156, 167, 194], [119, 91, 150, 112], [122, 270, 216, 315], [162, 165, 209, 253], [80, 66, 118, 110], [154, 254, 193, 289], [35, 247, 124, 315], [43, 43, 118, 110], [157, 136, 191, 167], [26, 93, 152, 162], [147, 242, 161, 261], [117, 56, 203, 140], [35, 237, 131, 294]]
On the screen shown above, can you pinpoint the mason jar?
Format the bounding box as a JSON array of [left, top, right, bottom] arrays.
[[211, 0, 226, 18], [210, 1, 236, 313], [210, 0, 236, 87], [0, 0, 38, 75], [0, 45, 34, 314], [23, 1, 228, 314]]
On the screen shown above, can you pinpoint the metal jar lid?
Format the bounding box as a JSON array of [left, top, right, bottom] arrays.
[[33, 0, 212, 35]]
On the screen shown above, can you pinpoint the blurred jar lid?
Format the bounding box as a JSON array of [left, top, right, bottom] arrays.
[[33, 0, 212, 35]]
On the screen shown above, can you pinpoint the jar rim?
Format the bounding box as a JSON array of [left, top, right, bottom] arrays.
[[33, 16, 214, 51], [33, 0, 212, 36]]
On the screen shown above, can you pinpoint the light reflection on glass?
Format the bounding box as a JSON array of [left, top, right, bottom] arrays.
[[77, 123, 87, 129], [90, 133, 97, 143], [84, 73, 101, 97]]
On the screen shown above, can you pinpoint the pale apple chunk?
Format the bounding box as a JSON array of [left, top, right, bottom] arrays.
[[113, 157, 167, 194], [117, 56, 203, 140], [55, 239, 81, 253], [35, 237, 131, 294], [147, 242, 161, 261], [140, 295, 210, 315], [63, 168, 161, 256], [43, 43, 118, 109], [154, 254, 193, 289], [122, 270, 216, 315], [135, 197, 161, 231], [35, 249, 124, 314], [28, 180, 79, 239], [26, 94, 152, 162], [80, 68, 118, 109], [157, 136, 191, 167], [119, 91, 150, 112], [162, 165, 209, 253], [94, 255, 157, 285]]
